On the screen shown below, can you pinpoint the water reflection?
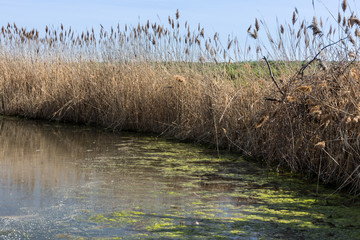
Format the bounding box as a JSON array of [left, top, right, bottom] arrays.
[[0, 117, 359, 239], [0, 117, 234, 238]]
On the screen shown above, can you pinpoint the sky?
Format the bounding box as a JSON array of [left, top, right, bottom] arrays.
[[0, 0, 357, 47]]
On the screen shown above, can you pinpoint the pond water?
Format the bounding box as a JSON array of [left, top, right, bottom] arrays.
[[0, 116, 359, 240]]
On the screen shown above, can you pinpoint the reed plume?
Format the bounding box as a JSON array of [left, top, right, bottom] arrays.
[[0, 3, 359, 195]]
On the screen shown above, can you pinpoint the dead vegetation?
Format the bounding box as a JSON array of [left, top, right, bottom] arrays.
[[0, 0, 360, 194]]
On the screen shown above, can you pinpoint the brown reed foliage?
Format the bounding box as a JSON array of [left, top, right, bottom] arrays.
[[0, 2, 360, 195]]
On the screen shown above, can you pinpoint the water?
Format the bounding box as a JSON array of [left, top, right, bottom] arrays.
[[0, 116, 359, 239]]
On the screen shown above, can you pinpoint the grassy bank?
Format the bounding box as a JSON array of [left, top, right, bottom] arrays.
[[1, 1, 360, 195]]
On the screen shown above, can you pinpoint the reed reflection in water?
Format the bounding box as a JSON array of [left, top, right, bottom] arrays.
[[0, 117, 186, 237]]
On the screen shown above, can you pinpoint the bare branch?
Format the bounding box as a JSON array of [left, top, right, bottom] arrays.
[[297, 37, 347, 77], [263, 56, 284, 96], [265, 97, 281, 102]]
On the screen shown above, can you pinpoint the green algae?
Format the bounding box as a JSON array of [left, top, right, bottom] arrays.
[[75, 137, 360, 239], [1, 117, 359, 239]]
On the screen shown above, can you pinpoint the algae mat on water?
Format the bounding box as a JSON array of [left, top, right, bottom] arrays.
[[0, 117, 359, 240], [74, 139, 360, 240]]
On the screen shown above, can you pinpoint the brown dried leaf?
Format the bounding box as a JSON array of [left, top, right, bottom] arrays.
[[256, 115, 269, 128], [296, 85, 312, 93], [174, 75, 185, 83], [314, 141, 325, 149]]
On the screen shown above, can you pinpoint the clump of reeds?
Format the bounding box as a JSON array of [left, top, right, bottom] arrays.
[[246, 0, 360, 194], [0, 1, 359, 195]]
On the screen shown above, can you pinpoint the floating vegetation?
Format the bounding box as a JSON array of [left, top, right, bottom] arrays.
[[80, 141, 360, 239], [1, 117, 360, 239], [0, 1, 360, 195]]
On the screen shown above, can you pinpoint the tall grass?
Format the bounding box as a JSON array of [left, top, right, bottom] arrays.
[[1, 0, 360, 194]]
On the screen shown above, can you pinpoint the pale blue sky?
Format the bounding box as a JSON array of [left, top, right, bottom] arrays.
[[0, 0, 356, 45]]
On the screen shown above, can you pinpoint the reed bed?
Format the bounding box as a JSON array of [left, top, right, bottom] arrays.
[[1, 1, 360, 195]]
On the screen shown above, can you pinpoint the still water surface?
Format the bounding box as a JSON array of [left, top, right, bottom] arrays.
[[0, 117, 359, 239]]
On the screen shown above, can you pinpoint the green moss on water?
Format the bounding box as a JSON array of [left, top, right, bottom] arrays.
[[84, 192, 360, 239], [3, 117, 359, 240], [68, 135, 360, 239]]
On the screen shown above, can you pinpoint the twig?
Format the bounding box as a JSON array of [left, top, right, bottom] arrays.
[[317, 156, 322, 195], [263, 56, 284, 96], [342, 55, 358, 73], [325, 164, 360, 199], [223, 130, 252, 157], [297, 37, 347, 77], [264, 97, 281, 102], [219, 92, 238, 124], [213, 114, 220, 159]]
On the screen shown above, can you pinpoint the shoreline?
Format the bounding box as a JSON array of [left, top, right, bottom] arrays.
[[0, 59, 359, 195]]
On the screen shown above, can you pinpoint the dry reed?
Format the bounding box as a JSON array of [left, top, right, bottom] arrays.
[[0, 1, 360, 195]]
